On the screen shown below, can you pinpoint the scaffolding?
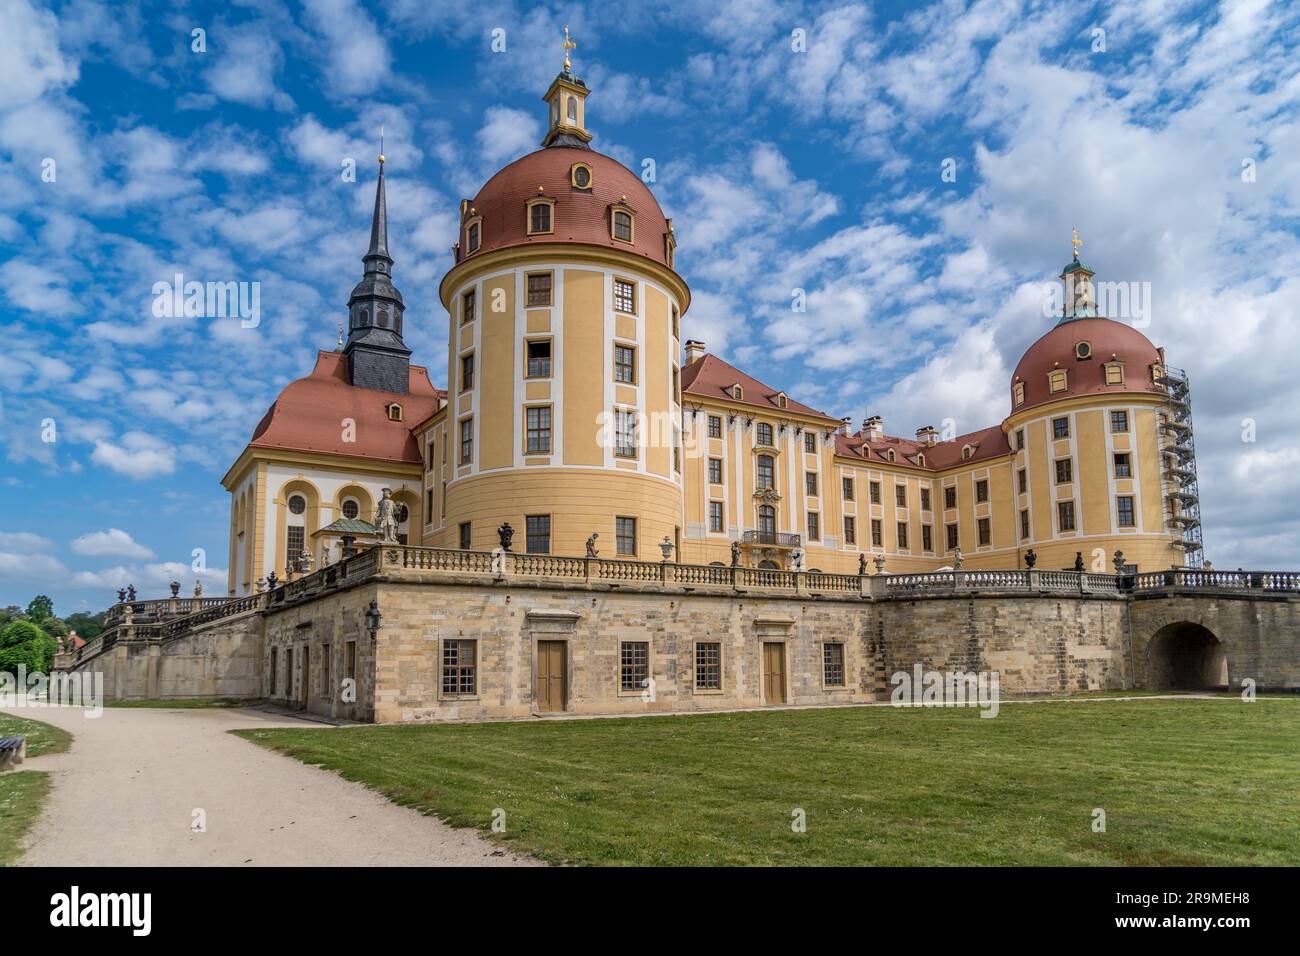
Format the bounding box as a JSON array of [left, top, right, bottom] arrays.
[[1154, 364, 1204, 568]]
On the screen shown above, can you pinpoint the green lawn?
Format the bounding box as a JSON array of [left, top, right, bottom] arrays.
[[0, 715, 73, 866], [235, 699, 1300, 866]]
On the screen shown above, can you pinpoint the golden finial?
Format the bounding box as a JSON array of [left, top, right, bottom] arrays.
[[378, 124, 385, 165], [563, 25, 576, 71], [337, 322, 344, 350], [1071, 226, 1082, 260]]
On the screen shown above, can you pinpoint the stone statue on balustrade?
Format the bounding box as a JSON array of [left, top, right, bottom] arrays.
[[585, 533, 599, 558], [375, 488, 400, 543]]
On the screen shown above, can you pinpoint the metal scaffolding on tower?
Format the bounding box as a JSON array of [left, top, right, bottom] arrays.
[[1155, 364, 1204, 568]]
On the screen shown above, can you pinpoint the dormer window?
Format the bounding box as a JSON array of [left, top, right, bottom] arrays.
[[775, 392, 788, 409], [611, 208, 634, 243], [1048, 369, 1068, 393], [1075, 341, 1093, 360], [1104, 361, 1125, 385], [386, 403, 403, 422], [916, 452, 925, 467], [665, 233, 676, 267], [1013, 382, 1025, 406], [962, 444, 975, 460], [527, 198, 554, 235], [885, 449, 896, 463], [730, 384, 744, 401], [465, 218, 481, 254], [571, 163, 592, 189]]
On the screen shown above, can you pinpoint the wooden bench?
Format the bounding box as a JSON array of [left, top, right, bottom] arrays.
[[0, 735, 26, 772]]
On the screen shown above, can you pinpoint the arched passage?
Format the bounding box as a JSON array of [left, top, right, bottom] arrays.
[[1146, 622, 1227, 690]]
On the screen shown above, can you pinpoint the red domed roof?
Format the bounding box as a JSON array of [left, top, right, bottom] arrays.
[[458, 146, 671, 266], [1011, 317, 1164, 413]]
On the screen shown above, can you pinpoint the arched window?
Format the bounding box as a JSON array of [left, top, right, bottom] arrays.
[[916, 453, 925, 467], [886, 449, 895, 462], [612, 209, 634, 243], [1013, 382, 1025, 406], [1049, 369, 1068, 393], [386, 403, 403, 422], [756, 454, 775, 490], [466, 220, 481, 253], [566, 95, 578, 122]]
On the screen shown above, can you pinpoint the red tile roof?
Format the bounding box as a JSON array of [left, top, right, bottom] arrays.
[[1012, 317, 1163, 413], [835, 424, 1010, 470], [247, 351, 444, 465], [681, 354, 838, 421]]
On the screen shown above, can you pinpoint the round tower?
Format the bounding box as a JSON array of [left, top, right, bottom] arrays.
[[436, 49, 689, 560]]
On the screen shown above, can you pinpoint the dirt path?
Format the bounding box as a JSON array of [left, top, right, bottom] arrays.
[[2, 705, 538, 867]]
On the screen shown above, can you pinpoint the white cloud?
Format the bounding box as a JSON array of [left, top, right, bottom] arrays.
[[301, 0, 392, 97], [476, 107, 540, 167], [0, 0, 78, 109], [90, 432, 176, 479], [0, 532, 55, 552], [205, 28, 285, 108], [70, 528, 155, 560]]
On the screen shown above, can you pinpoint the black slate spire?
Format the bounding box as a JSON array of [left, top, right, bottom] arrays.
[[344, 156, 411, 394]]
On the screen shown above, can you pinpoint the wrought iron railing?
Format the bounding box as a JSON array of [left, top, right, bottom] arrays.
[[740, 530, 802, 548]]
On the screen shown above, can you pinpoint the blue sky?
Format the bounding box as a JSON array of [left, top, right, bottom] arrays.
[[2, 0, 1299, 614]]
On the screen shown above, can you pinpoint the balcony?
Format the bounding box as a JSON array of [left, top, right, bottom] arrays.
[[741, 530, 802, 548]]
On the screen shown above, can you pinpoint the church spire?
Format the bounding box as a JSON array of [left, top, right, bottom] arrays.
[[542, 26, 593, 149], [343, 142, 411, 393]]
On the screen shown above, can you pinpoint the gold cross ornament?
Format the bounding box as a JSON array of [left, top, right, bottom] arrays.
[[563, 25, 576, 71], [1071, 226, 1082, 260]]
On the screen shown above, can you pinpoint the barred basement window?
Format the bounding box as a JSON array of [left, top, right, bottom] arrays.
[[526, 406, 552, 454], [708, 501, 724, 533], [842, 476, 854, 500], [620, 641, 649, 692], [441, 639, 477, 696], [708, 415, 722, 439], [843, 516, 855, 545], [978, 517, 991, 547], [614, 344, 636, 383], [526, 339, 552, 378], [527, 272, 553, 307], [1110, 410, 1129, 433], [1058, 500, 1077, 532], [975, 479, 989, 503], [757, 422, 774, 446], [613, 278, 635, 313], [695, 642, 721, 690], [526, 515, 551, 553], [708, 458, 722, 484], [823, 643, 845, 687], [1114, 453, 1132, 478], [616, 516, 637, 555], [1117, 495, 1136, 527]]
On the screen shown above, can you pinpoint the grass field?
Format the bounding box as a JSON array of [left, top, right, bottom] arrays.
[[0, 715, 73, 866], [235, 698, 1300, 866]]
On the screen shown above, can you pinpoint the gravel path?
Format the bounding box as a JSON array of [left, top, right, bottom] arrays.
[[2, 705, 539, 867]]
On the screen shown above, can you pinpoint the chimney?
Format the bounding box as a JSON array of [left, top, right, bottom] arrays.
[[684, 340, 706, 365], [863, 415, 883, 441], [915, 425, 939, 446], [838, 416, 852, 435]]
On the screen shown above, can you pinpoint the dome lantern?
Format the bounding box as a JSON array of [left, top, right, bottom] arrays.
[[542, 26, 593, 149]]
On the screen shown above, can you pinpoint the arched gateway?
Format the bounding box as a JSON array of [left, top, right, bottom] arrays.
[[1146, 621, 1228, 690]]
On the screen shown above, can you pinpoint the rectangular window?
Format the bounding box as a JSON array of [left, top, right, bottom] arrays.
[[526, 405, 552, 454], [1015, 428, 1025, 450], [920, 487, 930, 511], [978, 517, 991, 547], [1105, 363, 1125, 385], [757, 422, 774, 447], [1052, 416, 1070, 439], [620, 642, 649, 692], [616, 516, 637, 555], [946, 523, 959, 551], [459, 418, 473, 464], [708, 501, 724, 533], [526, 514, 551, 553], [708, 415, 722, 439], [805, 472, 817, 496], [529, 202, 552, 234], [896, 521, 908, 550], [842, 476, 854, 500], [708, 458, 722, 484], [843, 516, 856, 545], [526, 272, 553, 307], [425, 487, 433, 519], [975, 479, 989, 503], [1117, 495, 1136, 527], [870, 481, 881, 505], [613, 210, 633, 242], [1111, 410, 1129, 433], [922, 524, 933, 552], [804, 432, 816, 453], [441, 639, 477, 696], [895, 485, 906, 507], [459, 522, 471, 550], [286, 525, 304, 559], [1114, 453, 1132, 478], [320, 644, 331, 700], [756, 455, 774, 490], [526, 339, 552, 378], [1020, 509, 1030, 540], [695, 642, 721, 691], [614, 344, 635, 383], [460, 353, 474, 391], [807, 512, 820, 541], [871, 519, 883, 547], [944, 486, 957, 509], [1018, 468, 1028, 494], [462, 289, 475, 324], [823, 643, 845, 687], [613, 278, 635, 314], [1055, 458, 1073, 484], [614, 408, 637, 458], [1058, 500, 1077, 532]]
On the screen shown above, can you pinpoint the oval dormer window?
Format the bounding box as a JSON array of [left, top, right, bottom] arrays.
[[571, 164, 592, 189], [1075, 341, 1092, 360]]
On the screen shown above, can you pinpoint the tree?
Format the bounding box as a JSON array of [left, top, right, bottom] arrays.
[[0, 619, 52, 673], [63, 611, 105, 642], [25, 595, 54, 623]]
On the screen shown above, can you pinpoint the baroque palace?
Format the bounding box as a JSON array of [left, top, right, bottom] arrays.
[[222, 58, 1200, 597]]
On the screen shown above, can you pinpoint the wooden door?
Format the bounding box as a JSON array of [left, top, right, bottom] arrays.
[[763, 642, 786, 704], [536, 641, 567, 712]]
